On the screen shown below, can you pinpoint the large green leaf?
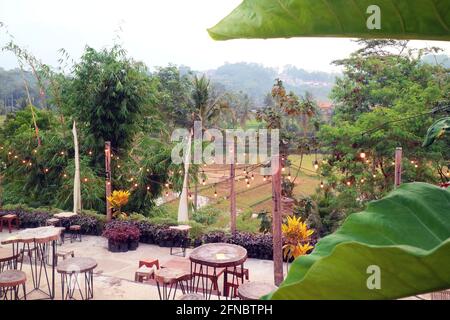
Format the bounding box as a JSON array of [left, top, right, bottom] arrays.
[[208, 0, 450, 41], [264, 182, 450, 300], [423, 117, 450, 147]]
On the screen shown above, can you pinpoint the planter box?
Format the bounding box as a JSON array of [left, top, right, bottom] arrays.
[[128, 240, 139, 251], [108, 239, 130, 253]]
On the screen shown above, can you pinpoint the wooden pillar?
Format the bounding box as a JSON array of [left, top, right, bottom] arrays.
[[394, 147, 402, 188], [194, 181, 198, 212], [272, 154, 283, 286], [230, 163, 236, 234], [105, 141, 112, 222]]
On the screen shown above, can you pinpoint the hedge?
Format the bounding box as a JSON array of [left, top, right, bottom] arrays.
[[0, 207, 290, 260]]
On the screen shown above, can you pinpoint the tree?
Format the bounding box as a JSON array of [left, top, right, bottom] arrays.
[[64, 45, 158, 169], [317, 40, 450, 214]]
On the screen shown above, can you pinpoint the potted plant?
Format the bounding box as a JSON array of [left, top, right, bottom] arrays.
[[103, 223, 141, 253], [107, 190, 130, 220], [282, 215, 314, 270]]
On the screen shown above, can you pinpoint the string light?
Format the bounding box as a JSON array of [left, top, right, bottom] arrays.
[[63, 173, 67, 178], [134, 183, 138, 188], [246, 181, 250, 188], [146, 186, 150, 190], [88, 150, 93, 155], [346, 181, 351, 186], [320, 181, 324, 188], [165, 182, 169, 188], [245, 176, 249, 183], [165, 191, 169, 197], [202, 178, 206, 186], [44, 168, 49, 173], [83, 178, 88, 182], [189, 193, 192, 200], [263, 176, 267, 182], [313, 160, 319, 170], [214, 186, 218, 198], [60, 151, 65, 156], [287, 169, 291, 181], [360, 178, 365, 183], [359, 150, 366, 159], [251, 173, 254, 180], [281, 166, 285, 172]]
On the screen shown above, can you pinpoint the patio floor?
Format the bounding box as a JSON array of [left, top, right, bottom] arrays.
[[0, 231, 275, 300], [0, 230, 433, 300]]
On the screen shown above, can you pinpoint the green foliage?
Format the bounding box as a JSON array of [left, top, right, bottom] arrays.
[[192, 206, 221, 225], [318, 41, 450, 212], [63, 45, 158, 169], [423, 117, 450, 147], [257, 209, 272, 234], [236, 209, 259, 233], [266, 183, 450, 300], [209, 0, 450, 41]]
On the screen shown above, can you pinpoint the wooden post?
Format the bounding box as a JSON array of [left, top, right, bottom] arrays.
[[394, 147, 402, 188], [105, 141, 112, 222], [194, 182, 198, 211], [230, 163, 236, 234], [272, 154, 283, 286]]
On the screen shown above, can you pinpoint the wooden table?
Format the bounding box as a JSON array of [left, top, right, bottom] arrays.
[[238, 282, 277, 300], [1, 226, 62, 299], [57, 257, 97, 300], [169, 225, 191, 257], [189, 243, 247, 299], [53, 212, 77, 219]]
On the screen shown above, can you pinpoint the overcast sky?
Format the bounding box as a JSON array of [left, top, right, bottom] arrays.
[[1, 0, 449, 73]]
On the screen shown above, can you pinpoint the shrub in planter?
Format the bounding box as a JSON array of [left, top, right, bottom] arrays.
[[102, 222, 141, 252]]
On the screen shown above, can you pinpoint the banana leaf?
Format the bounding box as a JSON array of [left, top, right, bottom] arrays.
[[264, 182, 450, 300], [208, 0, 450, 41], [423, 117, 450, 147]]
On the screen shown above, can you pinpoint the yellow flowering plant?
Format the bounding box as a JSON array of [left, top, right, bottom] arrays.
[[282, 215, 314, 260], [107, 190, 130, 219]]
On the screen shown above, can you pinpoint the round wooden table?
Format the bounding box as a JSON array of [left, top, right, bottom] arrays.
[[238, 282, 277, 300], [57, 257, 97, 300], [1, 226, 62, 299], [189, 243, 247, 299]]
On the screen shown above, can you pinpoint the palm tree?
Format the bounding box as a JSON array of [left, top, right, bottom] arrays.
[[191, 74, 233, 128]]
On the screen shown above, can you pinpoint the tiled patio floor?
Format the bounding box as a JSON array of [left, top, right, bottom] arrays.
[[0, 231, 275, 300]]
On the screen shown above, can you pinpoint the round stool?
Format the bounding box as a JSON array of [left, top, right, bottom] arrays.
[[0, 270, 27, 300], [69, 225, 82, 243], [238, 282, 277, 300], [154, 268, 188, 300], [57, 257, 97, 300]]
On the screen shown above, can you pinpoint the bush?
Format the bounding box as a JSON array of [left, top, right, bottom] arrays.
[[192, 206, 221, 225], [103, 223, 141, 243]]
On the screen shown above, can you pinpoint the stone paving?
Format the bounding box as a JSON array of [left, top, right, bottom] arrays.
[[0, 231, 275, 300]]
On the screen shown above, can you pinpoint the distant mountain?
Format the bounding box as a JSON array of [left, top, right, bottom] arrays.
[[205, 62, 339, 105]]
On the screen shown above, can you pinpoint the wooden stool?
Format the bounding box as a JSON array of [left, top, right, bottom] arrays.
[[0, 214, 19, 233], [69, 225, 82, 243], [134, 265, 155, 282], [57, 257, 97, 300], [238, 282, 277, 300], [139, 258, 160, 270], [0, 270, 27, 300], [154, 268, 189, 300], [55, 250, 75, 266]]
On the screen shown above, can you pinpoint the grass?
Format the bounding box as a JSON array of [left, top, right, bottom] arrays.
[[160, 153, 321, 232], [0, 115, 5, 127]]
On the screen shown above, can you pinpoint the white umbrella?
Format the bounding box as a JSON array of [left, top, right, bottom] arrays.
[[72, 121, 82, 213], [177, 132, 192, 223]]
